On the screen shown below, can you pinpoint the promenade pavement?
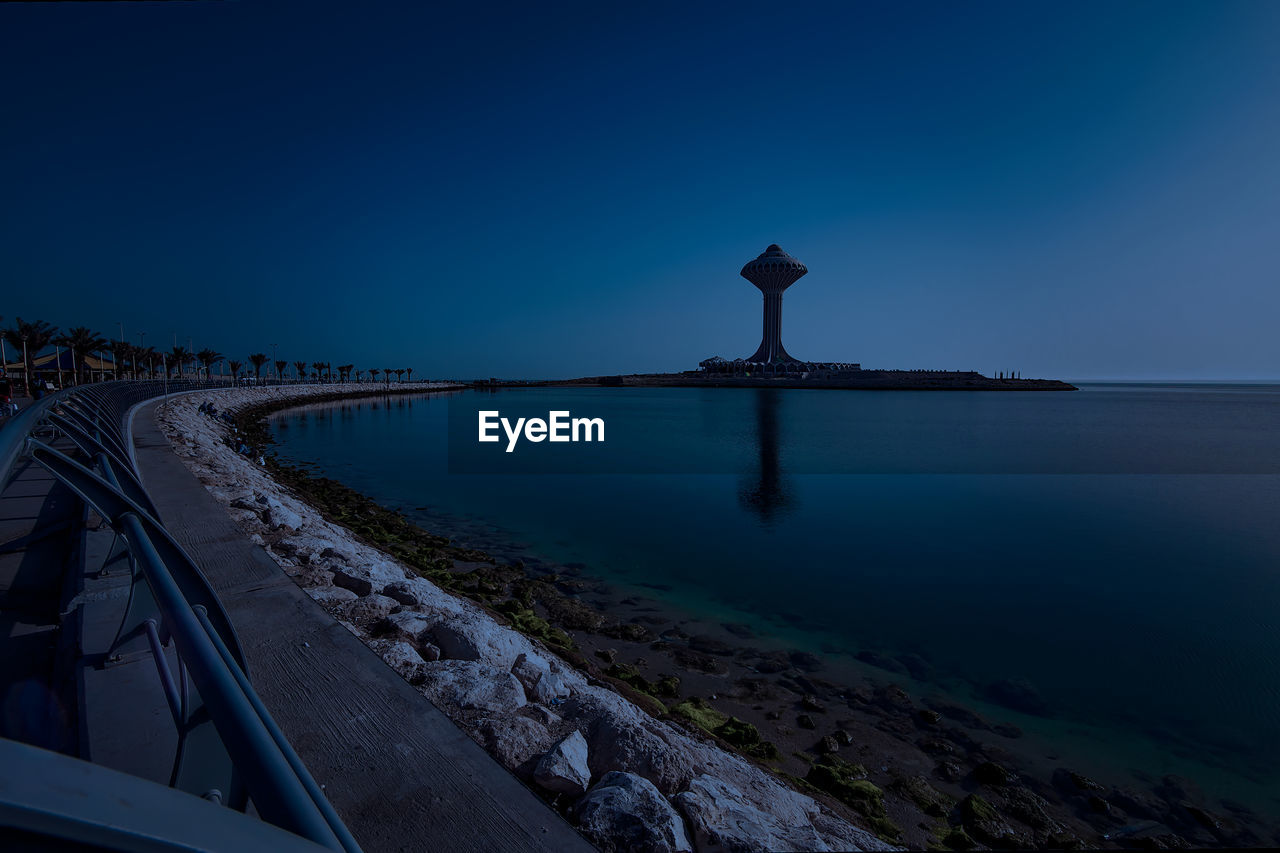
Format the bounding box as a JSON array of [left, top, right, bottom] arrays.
[[130, 399, 595, 853]]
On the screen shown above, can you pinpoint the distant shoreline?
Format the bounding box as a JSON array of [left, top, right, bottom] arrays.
[[478, 371, 1077, 391]]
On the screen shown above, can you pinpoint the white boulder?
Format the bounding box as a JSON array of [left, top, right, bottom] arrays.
[[417, 660, 527, 712], [534, 730, 591, 795]]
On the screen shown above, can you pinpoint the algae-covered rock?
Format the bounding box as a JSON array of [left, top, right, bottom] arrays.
[[805, 755, 898, 840], [891, 774, 954, 818], [960, 793, 1029, 847], [712, 717, 781, 761], [672, 697, 728, 732]]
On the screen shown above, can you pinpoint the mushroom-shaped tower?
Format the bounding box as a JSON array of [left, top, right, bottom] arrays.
[[741, 244, 807, 363]]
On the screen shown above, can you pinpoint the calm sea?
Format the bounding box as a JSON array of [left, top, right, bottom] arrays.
[[269, 383, 1280, 811]]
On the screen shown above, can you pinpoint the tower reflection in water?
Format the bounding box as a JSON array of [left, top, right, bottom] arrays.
[[738, 389, 794, 523]]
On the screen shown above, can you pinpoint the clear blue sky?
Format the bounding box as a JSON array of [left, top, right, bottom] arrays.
[[2, 1, 1278, 379]]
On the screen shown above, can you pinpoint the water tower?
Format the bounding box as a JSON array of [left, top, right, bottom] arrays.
[[741, 244, 807, 363]]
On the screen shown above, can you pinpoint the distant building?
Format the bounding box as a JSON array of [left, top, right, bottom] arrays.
[[700, 244, 859, 375]]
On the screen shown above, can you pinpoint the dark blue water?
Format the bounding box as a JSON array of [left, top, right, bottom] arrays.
[[269, 383, 1280, 810]]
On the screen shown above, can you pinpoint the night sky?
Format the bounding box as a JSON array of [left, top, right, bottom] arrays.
[[2, 1, 1278, 380]]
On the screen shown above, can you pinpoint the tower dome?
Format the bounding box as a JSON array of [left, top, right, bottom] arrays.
[[740, 244, 808, 293]]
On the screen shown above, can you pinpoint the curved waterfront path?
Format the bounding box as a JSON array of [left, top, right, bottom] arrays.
[[130, 398, 594, 852]]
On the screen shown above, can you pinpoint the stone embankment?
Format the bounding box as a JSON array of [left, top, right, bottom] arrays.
[[155, 385, 895, 853]]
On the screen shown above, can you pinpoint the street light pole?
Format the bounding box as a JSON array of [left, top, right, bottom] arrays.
[[21, 334, 30, 396], [138, 331, 147, 379]]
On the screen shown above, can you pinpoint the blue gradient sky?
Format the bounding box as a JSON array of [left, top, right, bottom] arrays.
[[2, 1, 1278, 379]]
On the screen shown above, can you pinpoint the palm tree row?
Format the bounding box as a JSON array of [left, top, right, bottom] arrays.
[[2, 316, 419, 390]]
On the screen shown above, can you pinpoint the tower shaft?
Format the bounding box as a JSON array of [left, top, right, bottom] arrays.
[[748, 291, 790, 362]]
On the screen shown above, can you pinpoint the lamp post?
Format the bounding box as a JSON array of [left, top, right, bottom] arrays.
[[271, 343, 278, 384], [21, 334, 30, 397]]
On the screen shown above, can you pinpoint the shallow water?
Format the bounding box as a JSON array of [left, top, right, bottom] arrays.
[[269, 382, 1280, 813]]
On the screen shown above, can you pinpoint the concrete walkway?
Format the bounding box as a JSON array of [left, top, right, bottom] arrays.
[[130, 400, 594, 853]]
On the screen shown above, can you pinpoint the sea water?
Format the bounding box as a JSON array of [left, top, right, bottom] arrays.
[[269, 382, 1280, 811]]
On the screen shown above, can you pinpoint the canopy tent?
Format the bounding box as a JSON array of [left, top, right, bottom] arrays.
[[29, 350, 116, 372]]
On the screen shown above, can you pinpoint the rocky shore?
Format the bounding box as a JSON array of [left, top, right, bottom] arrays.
[[155, 385, 1275, 852], [154, 385, 894, 853]]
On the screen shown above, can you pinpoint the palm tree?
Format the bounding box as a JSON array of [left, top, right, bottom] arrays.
[[57, 327, 110, 385], [228, 360, 243, 382], [405, 367, 414, 383], [135, 345, 156, 379], [394, 368, 405, 383], [338, 363, 354, 383], [383, 368, 392, 387], [369, 368, 380, 384], [248, 353, 269, 383], [109, 340, 134, 380], [197, 348, 224, 380], [293, 360, 307, 382], [168, 346, 191, 378], [4, 318, 59, 389], [310, 361, 324, 383], [274, 360, 288, 384]]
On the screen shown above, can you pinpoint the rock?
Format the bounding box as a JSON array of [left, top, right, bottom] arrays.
[[1053, 768, 1103, 794], [532, 670, 572, 704], [534, 731, 592, 795], [1107, 786, 1167, 821], [432, 621, 531, 669], [525, 704, 562, 727], [672, 648, 728, 675], [676, 774, 871, 853], [417, 660, 527, 712], [600, 622, 656, 643], [918, 709, 942, 725], [331, 569, 373, 597], [797, 714, 816, 730], [818, 735, 841, 754], [376, 640, 427, 680], [789, 651, 823, 672], [387, 610, 437, 644], [832, 729, 854, 746], [979, 678, 1053, 717], [800, 694, 826, 713], [960, 794, 1030, 847], [263, 498, 306, 532], [309, 587, 358, 607], [481, 715, 554, 769], [973, 761, 1012, 786], [576, 771, 692, 853], [511, 652, 552, 692], [1001, 786, 1062, 832], [890, 774, 954, 818], [381, 581, 419, 606], [342, 593, 400, 624], [585, 711, 693, 795]]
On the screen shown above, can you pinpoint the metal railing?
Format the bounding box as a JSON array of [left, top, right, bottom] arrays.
[[0, 380, 361, 852]]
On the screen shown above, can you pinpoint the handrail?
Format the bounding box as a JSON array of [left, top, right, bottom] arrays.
[[0, 380, 362, 852]]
